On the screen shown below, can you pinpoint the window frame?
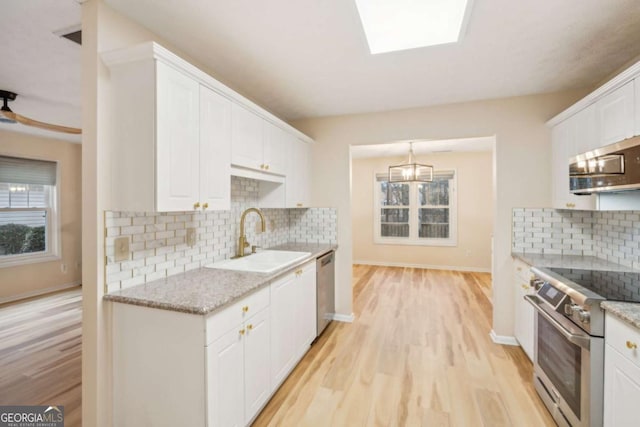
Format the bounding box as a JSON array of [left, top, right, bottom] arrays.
[[373, 170, 457, 247], [0, 158, 61, 268]]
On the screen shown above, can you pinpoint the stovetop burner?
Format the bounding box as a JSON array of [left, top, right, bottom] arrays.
[[547, 267, 640, 303]]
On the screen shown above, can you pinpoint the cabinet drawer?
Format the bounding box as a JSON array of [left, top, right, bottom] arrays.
[[606, 313, 640, 369], [206, 285, 270, 345]]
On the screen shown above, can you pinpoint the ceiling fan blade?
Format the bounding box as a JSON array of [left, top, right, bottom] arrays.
[[1, 110, 81, 135]]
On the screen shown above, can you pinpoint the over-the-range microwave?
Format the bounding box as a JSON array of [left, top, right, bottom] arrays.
[[569, 135, 640, 195]]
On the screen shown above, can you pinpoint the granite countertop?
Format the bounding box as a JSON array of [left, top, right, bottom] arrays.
[[601, 301, 640, 330], [511, 252, 639, 272], [103, 243, 336, 315]]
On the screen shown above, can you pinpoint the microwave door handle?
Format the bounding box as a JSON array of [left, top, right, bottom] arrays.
[[525, 295, 591, 350]]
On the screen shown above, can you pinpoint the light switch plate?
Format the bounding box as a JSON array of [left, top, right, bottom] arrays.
[[114, 236, 130, 262], [187, 227, 197, 247]]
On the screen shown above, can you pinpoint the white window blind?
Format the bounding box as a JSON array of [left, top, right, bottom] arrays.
[[0, 156, 57, 185]]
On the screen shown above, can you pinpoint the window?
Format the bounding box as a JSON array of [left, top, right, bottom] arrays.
[[0, 156, 59, 267], [374, 171, 456, 246]]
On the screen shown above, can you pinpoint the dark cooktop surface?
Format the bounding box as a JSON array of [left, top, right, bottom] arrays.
[[548, 267, 640, 303]]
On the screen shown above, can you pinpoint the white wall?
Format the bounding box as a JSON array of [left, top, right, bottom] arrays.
[[292, 89, 588, 336], [352, 151, 493, 271]]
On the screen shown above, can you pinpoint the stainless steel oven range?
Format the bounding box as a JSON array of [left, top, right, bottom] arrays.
[[526, 266, 640, 427]]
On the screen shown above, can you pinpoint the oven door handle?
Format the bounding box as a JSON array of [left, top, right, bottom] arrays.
[[525, 295, 591, 350]]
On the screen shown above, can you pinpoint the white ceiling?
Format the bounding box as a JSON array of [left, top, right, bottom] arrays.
[[2, 1, 640, 144], [351, 137, 494, 159], [0, 0, 81, 143], [104, 0, 640, 120]]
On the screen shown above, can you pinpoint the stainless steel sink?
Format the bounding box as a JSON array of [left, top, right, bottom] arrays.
[[204, 250, 311, 274]]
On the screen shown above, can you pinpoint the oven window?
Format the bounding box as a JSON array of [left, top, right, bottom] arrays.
[[537, 313, 582, 418]]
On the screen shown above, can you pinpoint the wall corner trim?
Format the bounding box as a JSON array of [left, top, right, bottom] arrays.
[[489, 330, 519, 346]]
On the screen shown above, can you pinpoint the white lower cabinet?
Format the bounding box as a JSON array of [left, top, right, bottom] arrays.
[[207, 307, 270, 427], [112, 261, 318, 427], [270, 261, 317, 388], [513, 258, 535, 361], [604, 314, 640, 427]]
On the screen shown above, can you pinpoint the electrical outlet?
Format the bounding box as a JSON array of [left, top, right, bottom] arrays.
[[187, 227, 197, 247], [114, 236, 130, 262], [60, 264, 67, 273]]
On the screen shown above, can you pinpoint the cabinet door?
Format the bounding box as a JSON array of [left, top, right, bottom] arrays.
[[286, 138, 312, 208], [270, 274, 297, 388], [156, 61, 200, 211], [295, 265, 317, 358], [207, 328, 245, 427], [513, 279, 534, 361], [263, 122, 288, 175], [597, 80, 635, 146], [551, 119, 597, 210], [244, 308, 271, 424], [231, 103, 264, 170], [573, 104, 598, 155], [200, 86, 231, 210], [604, 345, 640, 427]]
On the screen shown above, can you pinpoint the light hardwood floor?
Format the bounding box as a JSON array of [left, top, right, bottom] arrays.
[[253, 265, 554, 426], [0, 287, 82, 426]]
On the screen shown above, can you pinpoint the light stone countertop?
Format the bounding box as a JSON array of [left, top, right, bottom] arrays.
[[511, 252, 639, 272], [601, 301, 640, 330], [103, 243, 336, 315]]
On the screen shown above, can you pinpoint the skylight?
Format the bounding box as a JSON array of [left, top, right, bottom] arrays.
[[355, 0, 472, 54]]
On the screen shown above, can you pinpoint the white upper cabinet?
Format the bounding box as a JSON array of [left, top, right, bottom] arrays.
[[102, 42, 314, 212], [156, 62, 201, 211], [103, 57, 231, 212], [286, 137, 312, 208], [573, 103, 598, 155], [232, 103, 265, 171], [231, 104, 289, 176], [262, 122, 288, 175], [199, 86, 231, 211], [596, 80, 635, 146], [551, 117, 597, 210]]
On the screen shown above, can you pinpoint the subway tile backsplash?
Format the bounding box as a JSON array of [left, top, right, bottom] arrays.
[[105, 176, 337, 293], [513, 208, 640, 269]]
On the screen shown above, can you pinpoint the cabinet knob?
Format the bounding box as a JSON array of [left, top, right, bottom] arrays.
[[242, 306, 249, 313], [565, 203, 575, 208], [194, 202, 201, 209], [239, 329, 245, 335], [265, 164, 270, 170], [260, 164, 265, 169], [202, 202, 209, 210], [626, 340, 637, 350], [295, 269, 303, 276], [247, 324, 253, 331], [296, 203, 303, 207]]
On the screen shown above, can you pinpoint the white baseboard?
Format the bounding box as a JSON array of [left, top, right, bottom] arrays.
[[489, 330, 519, 346], [0, 281, 82, 305], [332, 313, 355, 323], [353, 259, 491, 273]]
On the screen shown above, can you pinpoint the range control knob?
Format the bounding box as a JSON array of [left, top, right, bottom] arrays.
[[578, 310, 591, 324], [530, 278, 545, 291], [564, 303, 580, 316]]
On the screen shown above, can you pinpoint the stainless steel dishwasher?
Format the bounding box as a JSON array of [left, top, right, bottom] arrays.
[[316, 251, 335, 337]]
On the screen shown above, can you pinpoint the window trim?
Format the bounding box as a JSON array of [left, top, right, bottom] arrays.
[[0, 159, 61, 268], [373, 170, 457, 247]]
